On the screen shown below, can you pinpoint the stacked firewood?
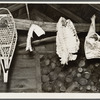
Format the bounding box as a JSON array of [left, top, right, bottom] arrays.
[[40, 53, 100, 93]]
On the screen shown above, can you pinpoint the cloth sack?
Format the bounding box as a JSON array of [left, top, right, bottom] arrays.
[[85, 15, 100, 59], [26, 24, 45, 51]]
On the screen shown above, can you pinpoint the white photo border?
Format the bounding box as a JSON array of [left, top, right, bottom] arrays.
[[0, 1, 99, 99]]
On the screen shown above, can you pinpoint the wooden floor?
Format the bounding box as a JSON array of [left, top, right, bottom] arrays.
[[0, 52, 42, 92]]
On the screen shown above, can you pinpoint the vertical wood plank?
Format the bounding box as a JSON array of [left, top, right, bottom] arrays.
[[35, 53, 42, 92]]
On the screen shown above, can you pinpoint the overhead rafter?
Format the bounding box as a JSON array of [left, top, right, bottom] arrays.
[[0, 4, 25, 13], [14, 18, 100, 33], [89, 4, 100, 11], [48, 4, 86, 23], [31, 8, 54, 22]]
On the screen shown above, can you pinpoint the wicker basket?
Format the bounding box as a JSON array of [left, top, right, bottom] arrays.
[[0, 8, 17, 83]]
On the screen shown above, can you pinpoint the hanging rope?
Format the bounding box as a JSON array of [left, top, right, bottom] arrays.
[[25, 3, 30, 20]]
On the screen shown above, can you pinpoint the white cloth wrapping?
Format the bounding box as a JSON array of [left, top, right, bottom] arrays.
[[56, 17, 80, 65], [26, 24, 45, 51], [84, 15, 100, 59]]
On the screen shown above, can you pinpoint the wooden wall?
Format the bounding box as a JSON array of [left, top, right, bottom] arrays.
[[0, 31, 42, 92]]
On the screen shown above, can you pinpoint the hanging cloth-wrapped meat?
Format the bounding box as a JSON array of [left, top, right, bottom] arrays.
[[84, 15, 100, 59], [26, 24, 45, 51], [56, 17, 80, 65]]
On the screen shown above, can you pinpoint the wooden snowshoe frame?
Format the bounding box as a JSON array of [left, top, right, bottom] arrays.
[[0, 8, 17, 83]]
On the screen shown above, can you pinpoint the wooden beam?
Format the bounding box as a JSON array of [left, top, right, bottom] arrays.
[[48, 4, 86, 23], [18, 36, 56, 48], [14, 18, 56, 32], [89, 4, 100, 11], [0, 4, 25, 13], [31, 8, 54, 22], [14, 18, 100, 33]]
